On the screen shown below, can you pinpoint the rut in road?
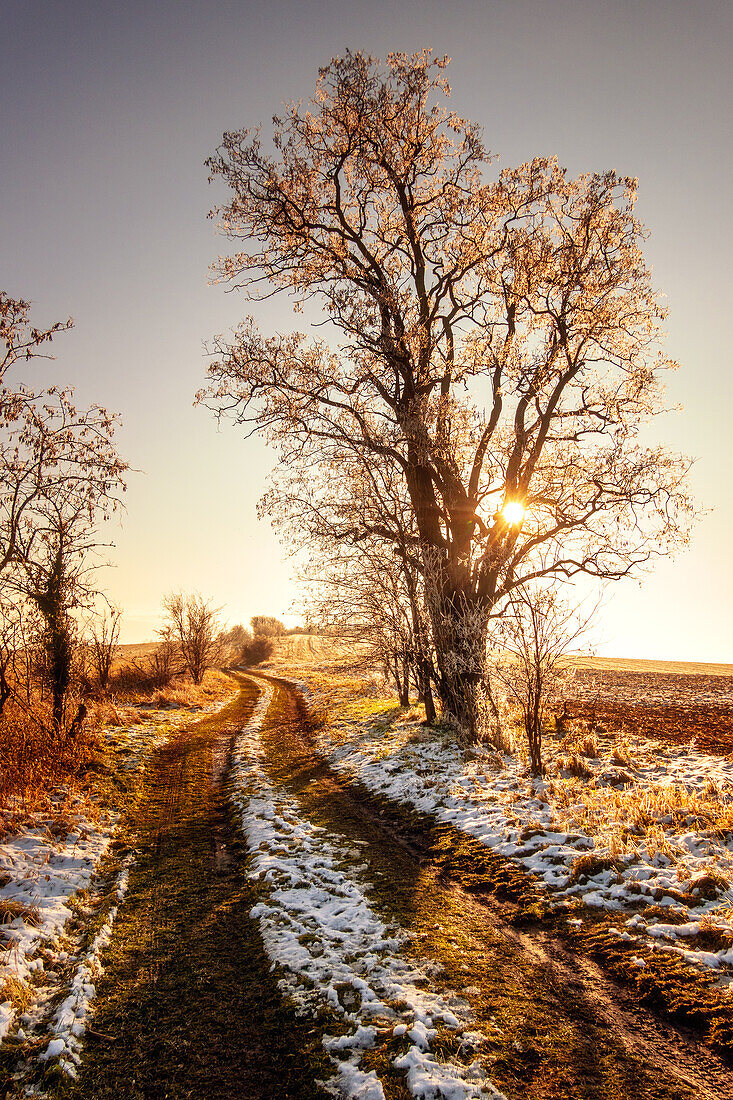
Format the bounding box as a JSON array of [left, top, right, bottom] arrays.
[[67, 678, 331, 1100], [250, 672, 733, 1100]]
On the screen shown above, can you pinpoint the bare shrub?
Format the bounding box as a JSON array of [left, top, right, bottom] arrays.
[[491, 585, 595, 774], [161, 592, 224, 685], [0, 695, 97, 807], [88, 605, 122, 690], [240, 634, 273, 666]]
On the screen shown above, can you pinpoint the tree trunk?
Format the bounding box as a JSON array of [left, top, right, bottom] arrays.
[[420, 658, 436, 724], [426, 579, 493, 740], [400, 655, 411, 707]]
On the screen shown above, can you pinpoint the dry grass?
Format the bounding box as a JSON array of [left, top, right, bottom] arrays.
[[557, 752, 593, 778], [610, 737, 634, 768], [548, 777, 733, 868], [568, 852, 624, 885], [0, 698, 99, 811], [0, 666, 232, 815], [0, 897, 41, 926], [0, 975, 33, 1013]]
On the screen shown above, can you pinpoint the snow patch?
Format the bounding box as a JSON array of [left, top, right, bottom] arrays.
[[231, 681, 505, 1100]]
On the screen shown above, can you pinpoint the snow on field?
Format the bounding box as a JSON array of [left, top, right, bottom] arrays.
[[313, 707, 733, 972], [0, 807, 117, 1046], [1, 689, 236, 1071], [231, 684, 506, 1100]]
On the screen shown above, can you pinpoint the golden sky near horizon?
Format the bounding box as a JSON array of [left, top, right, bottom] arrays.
[[2, 0, 731, 661]]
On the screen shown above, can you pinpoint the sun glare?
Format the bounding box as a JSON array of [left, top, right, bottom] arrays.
[[501, 500, 525, 526]]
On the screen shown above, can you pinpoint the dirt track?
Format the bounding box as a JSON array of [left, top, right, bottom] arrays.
[[65, 678, 330, 1100], [251, 672, 733, 1100], [40, 672, 733, 1099]]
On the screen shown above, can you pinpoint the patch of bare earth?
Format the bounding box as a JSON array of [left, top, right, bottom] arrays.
[[249, 672, 733, 1100], [567, 668, 733, 754]]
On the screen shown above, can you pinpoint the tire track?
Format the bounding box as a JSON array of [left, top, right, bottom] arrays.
[[247, 671, 733, 1100], [64, 676, 332, 1100]]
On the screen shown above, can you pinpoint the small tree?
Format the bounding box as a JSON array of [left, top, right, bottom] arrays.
[[161, 592, 224, 685], [88, 605, 122, 690], [250, 615, 286, 637], [491, 585, 594, 775]]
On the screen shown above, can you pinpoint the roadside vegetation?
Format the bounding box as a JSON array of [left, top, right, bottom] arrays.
[[258, 634, 733, 1055]]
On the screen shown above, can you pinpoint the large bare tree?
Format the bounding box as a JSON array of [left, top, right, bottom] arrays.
[[201, 50, 692, 736]]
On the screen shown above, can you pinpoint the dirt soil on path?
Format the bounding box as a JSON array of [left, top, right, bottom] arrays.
[[64, 676, 330, 1100], [252, 672, 733, 1100]]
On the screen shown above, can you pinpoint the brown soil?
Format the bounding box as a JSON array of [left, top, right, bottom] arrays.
[[251, 672, 733, 1100], [566, 668, 733, 753], [58, 677, 331, 1100]]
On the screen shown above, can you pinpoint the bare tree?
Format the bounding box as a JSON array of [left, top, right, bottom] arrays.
[[22, 495, 111, 735], [0, 292, 127, 737], [491, 585, 594, 774], [250, 615, 286, 636], [88, 604, 122, 690], [1, 293, 124, 577], [201, 50, 693, 737], [161, 592, 224, 685]]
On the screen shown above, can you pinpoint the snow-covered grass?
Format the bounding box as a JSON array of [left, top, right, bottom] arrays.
[[273, 668, 733, 979], [231, 683, 506, 1100], [38, 852, 133, 1079], [0, 685, 237, 1079], [0, 804, 117, 1046]]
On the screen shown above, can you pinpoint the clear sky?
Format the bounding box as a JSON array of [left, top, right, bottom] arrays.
[[2, 0, 731, 659]]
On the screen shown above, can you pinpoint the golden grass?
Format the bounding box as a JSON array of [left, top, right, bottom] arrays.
[[0, 666, 233, 816], [0, 897, 41, 926], [548, 777, 733, 866], [0, 975, 32, 1013], [0, 698, 99, 811]]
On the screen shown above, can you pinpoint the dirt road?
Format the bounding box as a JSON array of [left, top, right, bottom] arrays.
[[252, 672, 732, 1100], [67, 678, 330, 1100], [59, 673, 732, 1099]]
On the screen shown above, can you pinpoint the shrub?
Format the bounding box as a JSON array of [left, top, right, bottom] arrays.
[[240, 634, 273, 666]]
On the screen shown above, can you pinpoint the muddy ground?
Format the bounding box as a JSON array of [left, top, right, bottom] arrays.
[[567, 668, 733, 754]]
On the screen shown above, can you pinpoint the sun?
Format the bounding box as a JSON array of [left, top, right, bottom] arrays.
[[501, 499, 525, 526]]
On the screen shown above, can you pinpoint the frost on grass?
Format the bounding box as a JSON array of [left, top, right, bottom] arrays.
[[280, 672, 733, 977], [231, 684, 506, 1100]]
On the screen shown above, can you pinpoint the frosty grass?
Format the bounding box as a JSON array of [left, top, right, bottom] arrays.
[[232, 681, 507, 1100], [300, 682, 733, 976]]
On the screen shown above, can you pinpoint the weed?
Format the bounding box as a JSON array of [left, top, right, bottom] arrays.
[[568, 852, 623, 884], [0, 897, 41, 926], [0, 975, 32, 1013], [610, 737, 634, 768], [557, 752, 593, 778]]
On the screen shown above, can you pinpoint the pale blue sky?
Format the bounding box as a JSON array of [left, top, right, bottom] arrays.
[[2, 0, 731, 659]]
